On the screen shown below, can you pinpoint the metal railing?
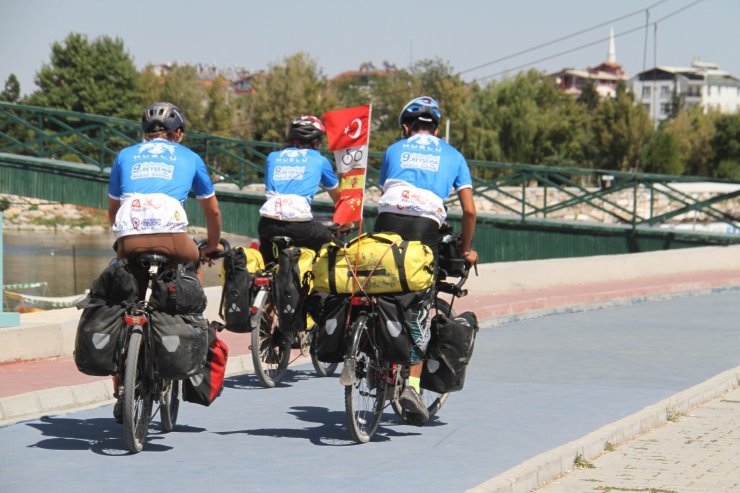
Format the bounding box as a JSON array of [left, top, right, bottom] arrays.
[[2, 101, 738, 235]]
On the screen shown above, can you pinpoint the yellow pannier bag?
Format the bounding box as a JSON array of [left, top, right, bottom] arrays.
[[313, 232, 434, 295]]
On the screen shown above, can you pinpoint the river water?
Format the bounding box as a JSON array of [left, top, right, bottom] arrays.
[[2, 230, 253, 298]]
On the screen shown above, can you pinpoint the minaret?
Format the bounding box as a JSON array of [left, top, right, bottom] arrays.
[[607, 26, 616, 65]]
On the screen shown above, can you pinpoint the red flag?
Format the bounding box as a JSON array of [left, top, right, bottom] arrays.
[[322, 105, 370, 151], [333, 168, 365, 224]]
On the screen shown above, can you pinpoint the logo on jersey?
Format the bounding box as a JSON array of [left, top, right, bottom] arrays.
[[273, 165, 306, 181], [402, 134, 442, 151], [277, 149, 309, 163], [138, 142, 176, 156], [130, 162, 175, 180], [400, 152, 440, 172]]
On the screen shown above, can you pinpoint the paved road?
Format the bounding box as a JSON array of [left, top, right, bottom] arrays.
[[1, 290, 739, 493]]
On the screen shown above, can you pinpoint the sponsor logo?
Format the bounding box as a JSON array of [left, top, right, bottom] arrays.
[[402, 134, 442, 151], [141, 218, 161, 228], [273, 165, 306, 181], [132, 199, 141, 209], [137, 142, 176, 157], [277, 149, 309, 162], [132, 217, 140, 229], [130, 162, 175, 180], [400, 152, 440, 172]]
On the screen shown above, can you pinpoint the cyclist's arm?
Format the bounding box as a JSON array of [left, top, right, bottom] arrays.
[[198, 195, 223, 257], [457, 187, 478, 265], [108, 198, 120, 226], [328, 186, 341, 204]]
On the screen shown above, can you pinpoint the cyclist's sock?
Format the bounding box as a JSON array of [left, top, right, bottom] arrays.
[[408, 375, 421, 393]]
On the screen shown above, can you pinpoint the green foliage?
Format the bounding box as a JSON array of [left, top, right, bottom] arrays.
[[643, 131, 683, 175], [710, 113, 740, 178], [659, 106, 715, 176], [28, 33, 140, 119], [590, 81, 653, 171], [246, 52, 337, 143], [1, 74, 21, 103], [140, 64, 209, 132]]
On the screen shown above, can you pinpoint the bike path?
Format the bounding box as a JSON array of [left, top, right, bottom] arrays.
[[0, 290, 739, 493]]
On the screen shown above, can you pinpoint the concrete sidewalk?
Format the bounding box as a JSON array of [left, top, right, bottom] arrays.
[[1, 244, 740, 492]]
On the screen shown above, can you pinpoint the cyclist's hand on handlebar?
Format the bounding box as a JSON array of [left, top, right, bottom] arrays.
[[463, 249, 479, 273], [197, 238, 229, 266]]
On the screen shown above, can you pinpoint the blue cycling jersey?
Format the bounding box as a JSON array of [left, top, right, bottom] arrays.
[[378, 133, 472, 224], [109, 138, 215, 201], [260, 148, 339, 221]]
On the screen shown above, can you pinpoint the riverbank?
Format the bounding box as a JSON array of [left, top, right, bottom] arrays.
[[1, 194, 108, 234]]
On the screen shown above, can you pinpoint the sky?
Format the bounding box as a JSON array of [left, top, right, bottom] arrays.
[[1, 0, 739, 97]]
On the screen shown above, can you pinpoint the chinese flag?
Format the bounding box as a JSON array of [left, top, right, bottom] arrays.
[[333, 168, 365, 224], [322, 105, 371, 151]]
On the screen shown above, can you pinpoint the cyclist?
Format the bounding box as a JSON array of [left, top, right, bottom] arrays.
[[257, 115, 341, 264], [107, 101, 224, 422], [373, 96, 478, 425]]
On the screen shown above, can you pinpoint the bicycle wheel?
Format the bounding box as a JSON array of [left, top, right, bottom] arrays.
[[344, 315, 386, 443], [251, 290, 291, 388], [160, 379, 179, 433], [122, 330, 153, 453], [309, 330, 339, 377], [391, 297, 454, 420]]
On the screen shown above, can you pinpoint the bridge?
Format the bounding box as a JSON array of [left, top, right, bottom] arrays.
[[1, 101, 739, 262]]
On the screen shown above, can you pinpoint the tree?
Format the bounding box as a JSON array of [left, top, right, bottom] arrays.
[[139, 64, 209, 132], [660, 106, 715, 176], [28, 33, 140, 119], [590, 81, 653, 171], [0, 74, 20, 103], [710, 113, 740, 179], [643, 130, 683, 175], [246, 52, 337, 143]]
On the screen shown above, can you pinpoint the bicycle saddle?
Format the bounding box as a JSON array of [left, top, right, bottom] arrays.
[[135, 253, 171, 269], [270, 236, 294, 250]]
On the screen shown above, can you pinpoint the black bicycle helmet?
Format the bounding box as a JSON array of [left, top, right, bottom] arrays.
[[288, 115, 325, 143], [398, 96, 442, 128], [141, 102, 185, 133]]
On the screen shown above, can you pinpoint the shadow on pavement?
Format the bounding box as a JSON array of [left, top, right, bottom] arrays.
[[24, 415, 206, 455], [214, 405, 429, 446], [224, 368, 322, 390]]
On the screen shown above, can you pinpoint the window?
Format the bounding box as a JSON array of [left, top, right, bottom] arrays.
[[643, 103, 651, 112], [642, 86, 651, 98], [687, 85, 701, 97], [660, 86, 671, 97], [660, 102, 672, 115]]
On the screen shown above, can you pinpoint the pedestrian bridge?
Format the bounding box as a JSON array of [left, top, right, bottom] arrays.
[[1, 102, 739, 262]]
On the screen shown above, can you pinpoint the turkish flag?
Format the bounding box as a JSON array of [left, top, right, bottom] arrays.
[[333, 168, 366, 224], [322, 105, 371, 151]]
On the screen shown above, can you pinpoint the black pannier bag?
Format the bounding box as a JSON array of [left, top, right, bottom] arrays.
[[373, 292, 425, 365], [219, 247, 253, 333], [74, 260, 139, 376], [438, 232, 468, 278], [421, 311, 479, 394], [150, 311, 208, 380], [182, 323, 229, 406], [275, 247, 309, 334], [74, 298, 125, 376], [150, 262, 207, 315], [313, 294, 350, 363], [88, 259, 139, 304]]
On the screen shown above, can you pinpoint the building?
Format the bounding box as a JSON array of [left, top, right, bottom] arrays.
[[550, 28, 629, 98], [629, 59, 740, 122]]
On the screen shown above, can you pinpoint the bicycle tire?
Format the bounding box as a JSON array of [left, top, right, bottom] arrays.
[[391, 297, 454, 420], [160, 379, 179, 433], [251, 290, 291, 388], [309, 331, 339, 377], [122, 330, 153, 453], [344, 315, 386, 443]]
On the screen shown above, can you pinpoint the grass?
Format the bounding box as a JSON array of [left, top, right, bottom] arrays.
[[573, 452, 595, 469]]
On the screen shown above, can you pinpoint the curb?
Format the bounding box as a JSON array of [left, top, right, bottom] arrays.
[[0, 352, 310, 427], [465, 364, 740, 493]]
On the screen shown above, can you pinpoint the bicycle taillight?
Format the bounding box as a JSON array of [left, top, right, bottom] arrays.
[[124, 315, 148, 326], [351, 296, 370, 306], [254, 277, 270, 286]]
